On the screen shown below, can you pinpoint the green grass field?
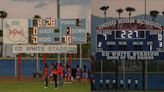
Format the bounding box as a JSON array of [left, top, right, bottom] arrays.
[[0, 80, 90, 92], [0, 80, 164, 92]]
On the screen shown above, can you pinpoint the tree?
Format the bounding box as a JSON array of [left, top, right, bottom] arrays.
[[100, 6, 109, 22], [0, 11, 7, 57], [116, 8, 124, 19], [125, 7, 135, 20], [33, 15, 41, 19], [162, 11, 164, 16], [0, 11, 7, 31], [150, 10, 159, 22]]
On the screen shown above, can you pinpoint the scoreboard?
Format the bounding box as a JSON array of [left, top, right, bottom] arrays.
[[96, 19, 164, 60], [29, 18, 60, 44], [60, 19, 87, 44]]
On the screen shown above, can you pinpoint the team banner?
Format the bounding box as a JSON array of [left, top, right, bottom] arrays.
[[3, 19, 29, 44], [13, 45, 77, 53]]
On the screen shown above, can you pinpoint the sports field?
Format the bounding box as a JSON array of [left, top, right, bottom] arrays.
[[0, 80, 90, 92]]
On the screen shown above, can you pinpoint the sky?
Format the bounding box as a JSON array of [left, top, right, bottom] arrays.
[[0, 0, 91, 32], [0, 0, 90, 19], [92, 0, 164, 18]]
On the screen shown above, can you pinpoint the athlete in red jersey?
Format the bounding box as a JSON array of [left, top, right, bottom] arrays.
[[58, 63, 64, 87], [53, 64, 58, 88], [44, 63, 48, 88]]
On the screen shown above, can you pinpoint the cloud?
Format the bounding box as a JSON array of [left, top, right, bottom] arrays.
[[11, 0, 56, 8], [11, 0, 90, 8], [34, 1, 47, 8], [60, 0, 90, 6]]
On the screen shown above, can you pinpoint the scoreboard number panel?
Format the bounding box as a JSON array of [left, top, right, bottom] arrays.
[[30, 18, 59, 44], [96, 19, 164, 60], [115, 30, 145, 39]]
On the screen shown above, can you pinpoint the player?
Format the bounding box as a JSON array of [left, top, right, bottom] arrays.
[[112, 79, 116, 90], [76, 65, 81, 84], [91, 79, 95, 92], [53, 64, 58, 88], [58, 63, 64, 87], [44, 63, 49, 88], [134, 79, 139, 90], [50, 63, 54, 81], [105, 79, 110, 90], [99, 80, 103, 90], [127, 78, 131, 89], [65, 64, 71, 84], [82, 65, 88, 82], [119, 79, 124, 90]]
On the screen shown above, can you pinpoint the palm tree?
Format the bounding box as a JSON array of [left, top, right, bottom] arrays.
[[149, 10, 159, 22], [0, 11, 7, 57], [116, 8, 124, 19], [33, 15, 41, 19], [0, 11, 8, 29], [162, 11, 164, 16], [100, 6, 109, 22], [125, 7, 135, 20]]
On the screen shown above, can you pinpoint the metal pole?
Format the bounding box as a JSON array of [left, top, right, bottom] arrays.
[[1, 19, 3, 57], [36, 53, 39, 72], [145, 0, 147, 20], [18, 53, 21, 80], [123, 60, 125, 88], [65, 53, 67, 65], [15, 53, 17, 77], [101, 60, 103, 80], [144, 0, 147, 90], [57, 0, 60, 19], [145, 60, 147, 90], [80, 44, 82, 68], [57, 0, 61, 65], [142, 60, 145, 90], [58, 54, 60, 64], [115, 60, 118, 90], [104, 11, 106, 23]]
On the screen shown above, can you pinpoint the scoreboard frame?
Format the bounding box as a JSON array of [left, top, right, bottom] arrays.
[[96, 19, 164, 60]]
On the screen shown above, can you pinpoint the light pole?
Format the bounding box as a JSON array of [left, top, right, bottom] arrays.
[[0, 11, 7, 57], [100, 6, 109, 23]]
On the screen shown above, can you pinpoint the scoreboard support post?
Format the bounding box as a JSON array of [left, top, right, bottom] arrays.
[[43, 54, 46, 64], [100, 60, 103, 80], [69, 54, 72, 81], [36, 53, 39, 73], [17, 53, 21, 81], [80, 44, 82, 68], [123, 60, 126, 88], [142, 60, 148, 90], [115, 60, 118, 90], [15, 53, 17, 77], [145, 60, 148, 90]]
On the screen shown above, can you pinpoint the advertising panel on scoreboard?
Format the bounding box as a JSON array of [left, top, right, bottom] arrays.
[[60, 19, 87, 44], [3, 19, 29, 44]]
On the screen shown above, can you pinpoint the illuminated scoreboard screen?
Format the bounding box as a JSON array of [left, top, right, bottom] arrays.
[[29, 18, 60, 44], [60, 19, 87, 44], [96, 19, 164, 60]]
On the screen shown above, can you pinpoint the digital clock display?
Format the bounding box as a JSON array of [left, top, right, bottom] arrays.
[[115, 30, 145, 39]]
